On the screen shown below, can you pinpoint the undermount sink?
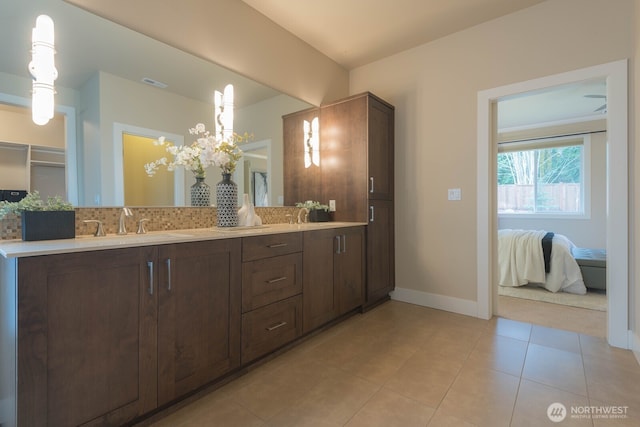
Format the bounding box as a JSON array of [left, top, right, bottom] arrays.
[[162, 232, 196, 238], [214, 225, 271, 232]]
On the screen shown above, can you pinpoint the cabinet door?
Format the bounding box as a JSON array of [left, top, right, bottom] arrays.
[[366, 200, 395, 305], [18, 247, 158, 427], [335, 227, 365, 315], [157, 239, 241, 405], [302, 229, 338, 333], [367, 96, 395, 201]]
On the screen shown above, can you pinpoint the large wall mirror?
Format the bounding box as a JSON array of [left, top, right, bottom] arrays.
[[0, 0, 311, 207]]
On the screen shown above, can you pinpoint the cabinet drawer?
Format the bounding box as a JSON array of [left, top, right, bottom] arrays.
[[241, 295, 302, 364], [242, 253, 302, 312], [242, 233, 302, 261]]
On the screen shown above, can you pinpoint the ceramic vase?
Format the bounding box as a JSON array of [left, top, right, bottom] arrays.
[[216, 173, 238, 227], [190, 176, 210, 207]]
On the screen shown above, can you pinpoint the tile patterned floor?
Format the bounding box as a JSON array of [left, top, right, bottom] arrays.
[[142, 301, 640, 426]]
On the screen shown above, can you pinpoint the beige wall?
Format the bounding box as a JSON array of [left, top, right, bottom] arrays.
[[350, 0, 634, 304]]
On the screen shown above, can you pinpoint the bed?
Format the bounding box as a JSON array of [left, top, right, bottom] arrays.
[[498, 229, 587, 295]]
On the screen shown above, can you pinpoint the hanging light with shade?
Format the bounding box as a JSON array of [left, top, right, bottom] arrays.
[[28, 14, 57, 126]]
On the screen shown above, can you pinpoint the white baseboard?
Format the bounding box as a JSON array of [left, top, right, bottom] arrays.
[[390, 287, 479, 318]]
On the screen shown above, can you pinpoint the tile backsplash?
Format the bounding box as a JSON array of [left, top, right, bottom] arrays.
[[1, 206, 299, 240]]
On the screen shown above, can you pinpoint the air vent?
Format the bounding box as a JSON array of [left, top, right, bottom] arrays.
[[141, 77, 168, 89]]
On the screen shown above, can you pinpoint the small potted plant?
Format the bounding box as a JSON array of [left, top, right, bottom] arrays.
[[0, 191, 75, 241], [295, 200, 331, 222]]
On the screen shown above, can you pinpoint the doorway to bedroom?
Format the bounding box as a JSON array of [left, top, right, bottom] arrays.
[[494, 79, 608, 336], [477, 60, 628, 347]]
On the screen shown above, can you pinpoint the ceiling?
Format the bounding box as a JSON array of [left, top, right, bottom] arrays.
[[238, 0, 607, 129], [0, 0, 607, 128], [241, 0, 547, 70]]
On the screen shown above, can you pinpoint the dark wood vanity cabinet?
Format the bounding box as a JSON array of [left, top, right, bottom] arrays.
[[17, 247, 159, 426], [7, 227, 365, 425], [283, 93, 395, 308], [157, 239, 241, 406], [322, 93, 395, 307], [16, 239, 242, 425], [302, 226, 365, 333]]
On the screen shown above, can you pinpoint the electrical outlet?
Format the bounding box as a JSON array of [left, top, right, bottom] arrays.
[[329, 200, 336, 211], [448, 188, 461, 201]]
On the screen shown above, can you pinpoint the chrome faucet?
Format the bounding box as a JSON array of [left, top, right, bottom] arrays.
[[117, 207, 133, 235], [297, 207, 309, 224], [83, 219, 105, 237]]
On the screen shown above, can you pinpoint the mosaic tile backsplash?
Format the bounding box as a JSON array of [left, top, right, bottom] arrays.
[[0, 206, 301, 240]]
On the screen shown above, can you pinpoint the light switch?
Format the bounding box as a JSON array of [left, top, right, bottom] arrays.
[[329, 200, 336, 211], [448, 188, 461, 201]]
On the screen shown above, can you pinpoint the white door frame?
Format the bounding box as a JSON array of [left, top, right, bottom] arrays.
[[477, 59, 629, 349]]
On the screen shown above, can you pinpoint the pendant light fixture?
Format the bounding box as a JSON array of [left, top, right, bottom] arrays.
[[28, 14, 57, 126], [214, 84, 234, 142], [303, 117, 319, 168]]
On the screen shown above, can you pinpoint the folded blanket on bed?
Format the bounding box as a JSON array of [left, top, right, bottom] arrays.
[[498, 229, 547, 287], [498, 229, 586, 294]]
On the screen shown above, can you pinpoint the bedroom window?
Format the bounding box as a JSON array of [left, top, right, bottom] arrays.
[[497, 136, 588, 216]]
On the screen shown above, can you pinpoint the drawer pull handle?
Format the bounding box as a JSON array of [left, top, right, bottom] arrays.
[[147, 261, 154, 295], [266, 276, 288, 284], [166, 258, 172, 291], [266, 321, 288, 331], [268, 243, 288, 248], [370, 177, 375, 193]]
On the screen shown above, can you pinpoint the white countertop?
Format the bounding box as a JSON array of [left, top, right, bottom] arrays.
[[0, 222, 366, 258]]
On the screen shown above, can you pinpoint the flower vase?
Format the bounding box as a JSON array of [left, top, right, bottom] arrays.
[[191, 176, 210, 207], [216, 173, 238, 227]]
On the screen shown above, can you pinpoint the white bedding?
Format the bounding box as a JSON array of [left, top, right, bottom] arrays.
[[498, 229, 586, 294]]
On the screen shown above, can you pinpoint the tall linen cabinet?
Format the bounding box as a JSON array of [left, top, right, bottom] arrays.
[[284, 92, 395, 307]]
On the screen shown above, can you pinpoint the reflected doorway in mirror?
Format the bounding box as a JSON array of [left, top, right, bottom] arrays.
[[234, 139, 273, 206], [114, 123, 186, 206], [252, 171, 268, 207]]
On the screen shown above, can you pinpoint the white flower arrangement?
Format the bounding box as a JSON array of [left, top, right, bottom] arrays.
[[144, 123, 250, 178]]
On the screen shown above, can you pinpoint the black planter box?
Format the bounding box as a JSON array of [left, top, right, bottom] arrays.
[[21, 210, 76, 241], [308, 209, 331, 222]]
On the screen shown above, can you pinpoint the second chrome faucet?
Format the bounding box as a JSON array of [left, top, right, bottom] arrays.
[[117, 207, 133, 235]]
